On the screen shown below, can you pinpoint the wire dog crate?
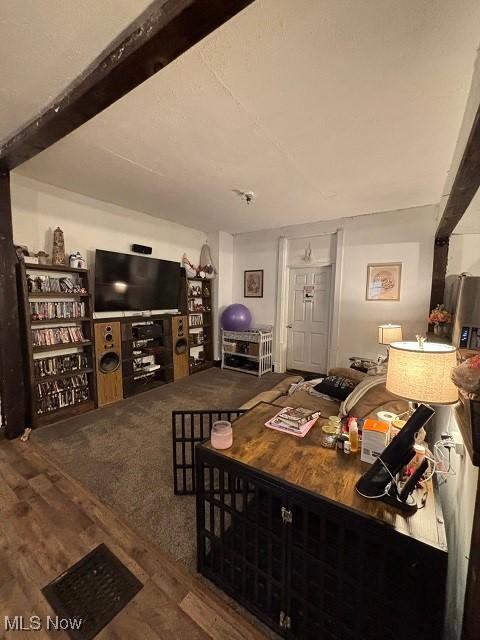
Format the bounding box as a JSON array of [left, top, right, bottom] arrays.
[[172, 409, 246, 494]]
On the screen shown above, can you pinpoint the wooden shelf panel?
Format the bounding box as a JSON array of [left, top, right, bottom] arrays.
[[34, 368, 93, 384], [30, 317, 91, 325], [223, 351, 259, 361], [25, 263, 88, 274], [32, 341, 92, 354], [36, 399, 95, 426], [222, 364, 259, 376], [29, 292, 89, 299]]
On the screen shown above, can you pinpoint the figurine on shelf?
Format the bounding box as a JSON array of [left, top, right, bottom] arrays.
[[36, 251, 49, 265], [182, 253, 197, 279], [26, 274, 34, 293], [52, 227, 67, 266], [34, 276, 43, 292], [69, 252, 87, 269]]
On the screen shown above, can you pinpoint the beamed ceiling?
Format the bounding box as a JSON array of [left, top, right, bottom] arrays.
[[3, 0, 480, 233]]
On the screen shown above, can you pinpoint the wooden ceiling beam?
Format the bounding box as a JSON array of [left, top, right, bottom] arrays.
[[0, 172, 27, 438], [436, 101, 480, 239], [0, 0, 254, 172]]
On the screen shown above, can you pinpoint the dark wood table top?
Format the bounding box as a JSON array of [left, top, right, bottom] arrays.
[[200, 402, 447, 552]]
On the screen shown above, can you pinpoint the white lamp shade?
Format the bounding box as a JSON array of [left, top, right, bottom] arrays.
[[386, 341, 458, 404], [378, 324, 403, 345]]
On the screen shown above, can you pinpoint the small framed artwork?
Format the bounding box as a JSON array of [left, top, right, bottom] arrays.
[[366, 262, 402, 301], [244, 269, 264, 298]]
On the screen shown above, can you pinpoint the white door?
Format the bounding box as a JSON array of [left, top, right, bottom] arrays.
[[286, 266, 332, 373]]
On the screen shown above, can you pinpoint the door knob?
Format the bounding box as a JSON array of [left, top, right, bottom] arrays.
[[287, 324, 292, 328]]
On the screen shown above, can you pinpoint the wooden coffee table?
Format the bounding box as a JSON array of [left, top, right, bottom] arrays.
[[195, 402, 447, 639]]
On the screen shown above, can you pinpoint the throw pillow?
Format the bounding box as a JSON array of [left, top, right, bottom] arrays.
[[313, 376, 356, 401]]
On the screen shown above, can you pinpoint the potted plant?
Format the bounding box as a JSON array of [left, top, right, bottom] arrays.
[[428, 304, 452, 337]]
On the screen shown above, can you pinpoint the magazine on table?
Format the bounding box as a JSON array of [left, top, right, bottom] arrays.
[[265, 407, 320, 437]]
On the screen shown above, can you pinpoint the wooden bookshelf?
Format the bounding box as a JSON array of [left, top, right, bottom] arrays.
[[18, 262, 97, 428], [185, 276, 214, 374]]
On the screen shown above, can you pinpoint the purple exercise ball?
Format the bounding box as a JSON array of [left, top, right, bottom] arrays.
[[221, 304, 252, 332]]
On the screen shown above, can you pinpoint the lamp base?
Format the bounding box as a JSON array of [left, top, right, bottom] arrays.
[[378, 487, 418, 514]]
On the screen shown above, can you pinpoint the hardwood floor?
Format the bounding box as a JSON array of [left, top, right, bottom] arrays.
[[0, 438, 267, 639]]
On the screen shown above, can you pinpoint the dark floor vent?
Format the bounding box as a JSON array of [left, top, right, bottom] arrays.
[[42, 543, 143, 640]]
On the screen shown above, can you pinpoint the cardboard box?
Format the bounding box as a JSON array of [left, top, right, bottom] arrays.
[[361, 419, 389, 464], [248, 342, 260, 356]]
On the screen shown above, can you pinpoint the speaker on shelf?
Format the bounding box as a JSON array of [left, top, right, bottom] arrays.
[[131, 244, 152, 255], [171, 315, 189, 380], [94, 321, 123, 407]]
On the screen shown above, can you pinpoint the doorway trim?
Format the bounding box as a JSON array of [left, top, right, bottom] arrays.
[[274, 229, 344, 373]]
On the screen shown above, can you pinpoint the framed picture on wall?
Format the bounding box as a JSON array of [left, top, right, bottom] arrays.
[[244, 269, 264, 298], [366, 262, 402, 301]]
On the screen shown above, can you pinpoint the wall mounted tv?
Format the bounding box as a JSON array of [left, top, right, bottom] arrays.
[[94, 249, 181, 312]]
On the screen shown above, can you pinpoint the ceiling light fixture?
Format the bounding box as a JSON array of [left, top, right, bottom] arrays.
[[234, 189, 255, 205]]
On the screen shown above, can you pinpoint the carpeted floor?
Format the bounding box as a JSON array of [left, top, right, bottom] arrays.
[[33, 368, 289, 570]]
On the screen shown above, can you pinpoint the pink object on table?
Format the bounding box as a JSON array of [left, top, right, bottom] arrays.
[[264, 416, 318, 438], [211, 420, 233, 449]]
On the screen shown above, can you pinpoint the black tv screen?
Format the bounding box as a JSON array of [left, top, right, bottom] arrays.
[[94, 249, 180, 312]]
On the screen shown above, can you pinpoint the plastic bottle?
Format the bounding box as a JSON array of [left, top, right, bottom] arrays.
[[349, 419, 359, 454]]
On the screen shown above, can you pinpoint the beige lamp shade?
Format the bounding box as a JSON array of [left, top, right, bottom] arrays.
[[386, 341, 458, 404], [378, 324, 403, 345]]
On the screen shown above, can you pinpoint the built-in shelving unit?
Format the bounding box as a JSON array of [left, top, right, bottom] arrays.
[[221, 328, 273, 377], [120, 316, 174, 397], [18, 262, 97, 427], [186, 276, 213, 373]]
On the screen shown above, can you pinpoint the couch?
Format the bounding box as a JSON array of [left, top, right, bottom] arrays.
[[241, 367, 408, 422]]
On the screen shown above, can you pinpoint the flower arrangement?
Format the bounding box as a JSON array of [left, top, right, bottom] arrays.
[[428, 304, 452, 325]]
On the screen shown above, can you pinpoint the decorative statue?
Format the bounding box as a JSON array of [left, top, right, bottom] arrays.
[[52, 227, 66, 265]]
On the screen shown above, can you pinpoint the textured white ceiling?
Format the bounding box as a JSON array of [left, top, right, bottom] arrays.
[[11, 0, 480, 233], [0, 0, 153, 142]]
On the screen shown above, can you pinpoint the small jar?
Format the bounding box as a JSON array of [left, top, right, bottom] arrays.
[[211, 420, 233, 450], [336, 434, 348, 451], [390, 419, 406, 442], [327, 416, 342, 431], [320, 423, 338, 449]]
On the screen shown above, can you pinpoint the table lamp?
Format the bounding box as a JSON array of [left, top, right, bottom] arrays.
[[378, 324, 403, 345], [386, 340, 458, 412], [377, 324, 403, 364], [356, 339, 457, 512]]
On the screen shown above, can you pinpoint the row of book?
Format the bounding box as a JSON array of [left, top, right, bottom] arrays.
[[28, 275, 82, 293], [265, 406, 320, 438], [37, 373, 88, 399], [37, 386, 89, 415], [30, 301, 86, 320], [32, 326, 86, 347], [34, 353, 89, 379]]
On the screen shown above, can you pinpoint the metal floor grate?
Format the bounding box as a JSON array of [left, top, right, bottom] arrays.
[[42, 543, 143, 640]]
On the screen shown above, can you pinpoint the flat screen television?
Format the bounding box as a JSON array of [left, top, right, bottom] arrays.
[[94, 249, 180, 312]]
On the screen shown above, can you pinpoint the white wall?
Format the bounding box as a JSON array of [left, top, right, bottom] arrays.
[[448, 233, 480, 276], [432, 406, 478, 640], [233, 204, 436, 367], [10, 174, 206, 268], [208, 231, 234, 359]]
